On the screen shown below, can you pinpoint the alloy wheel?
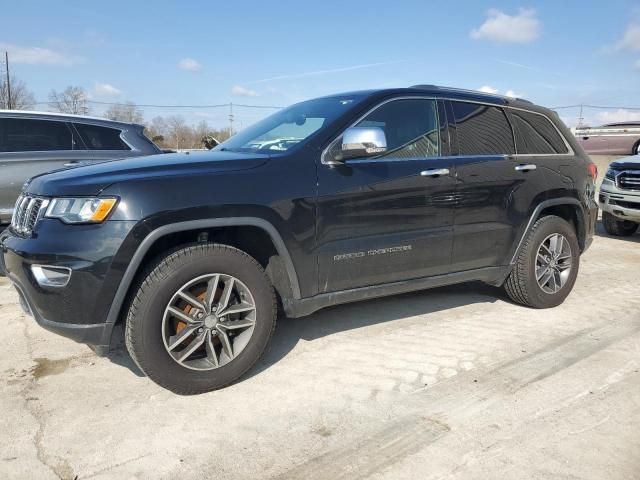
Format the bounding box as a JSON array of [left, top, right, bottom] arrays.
[[162, 273, 257, 371], [535, 233, 572, 294]]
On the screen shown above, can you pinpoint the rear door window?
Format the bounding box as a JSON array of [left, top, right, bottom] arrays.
[[510, 110, 569, 154], [74, 123, 130, 150], [451, 102, 515, 155], [0, 118, 74, 152]]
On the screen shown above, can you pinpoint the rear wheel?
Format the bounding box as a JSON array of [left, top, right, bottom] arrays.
[[504, 215, 580, 308], [125, 243, 277, 394], [602, 212, 639, 236]]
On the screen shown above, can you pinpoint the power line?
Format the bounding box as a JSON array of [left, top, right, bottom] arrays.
[[31, 100, 284, 109], [552, 104, 640, 111]]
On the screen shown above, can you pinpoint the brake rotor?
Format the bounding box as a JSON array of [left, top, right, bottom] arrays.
[[175, 288, 207, 334], [174, 283, 223, 335]]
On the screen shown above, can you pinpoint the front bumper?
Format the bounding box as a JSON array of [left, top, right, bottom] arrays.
[[599, 181, 640, 222], [0, 219, 137, 353], [9, 276, 113, 352]]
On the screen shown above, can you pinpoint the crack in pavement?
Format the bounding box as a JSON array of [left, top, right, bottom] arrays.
[[17, 313, 77, 480]]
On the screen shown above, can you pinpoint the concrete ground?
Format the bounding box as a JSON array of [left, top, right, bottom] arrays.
[[2, 156, 639, 480]]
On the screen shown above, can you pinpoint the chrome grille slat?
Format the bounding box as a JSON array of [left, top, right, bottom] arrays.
[[10, 194, 47, 237], [616, 170, 640, 192]]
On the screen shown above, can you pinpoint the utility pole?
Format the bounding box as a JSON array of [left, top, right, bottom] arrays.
[[577, 104, 583, 128], [229, 102, 234, 137], [4, 51, 11, 110]]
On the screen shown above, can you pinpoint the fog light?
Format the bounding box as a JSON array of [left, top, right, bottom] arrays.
[[31, 265, 71, 287]]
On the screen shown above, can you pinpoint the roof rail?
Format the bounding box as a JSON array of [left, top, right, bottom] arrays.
[[409, 84, 532, 104]]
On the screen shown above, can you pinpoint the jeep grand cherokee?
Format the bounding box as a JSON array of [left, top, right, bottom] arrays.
[[0, 85, 598, 394]]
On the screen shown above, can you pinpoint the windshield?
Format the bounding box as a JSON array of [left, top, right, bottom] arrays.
[[215, 95, 365, 153]]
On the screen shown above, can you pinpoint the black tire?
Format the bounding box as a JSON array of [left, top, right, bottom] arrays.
[[125, 243, 276, 395], [504, 215, 580, 309], [602, 212, 639, 237]]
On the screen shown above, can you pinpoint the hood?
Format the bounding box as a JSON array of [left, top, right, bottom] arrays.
[[610, 155, 640, 170], [25, 151, 269, 196]]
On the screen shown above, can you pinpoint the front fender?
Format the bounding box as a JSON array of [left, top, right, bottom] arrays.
[[104, 217, 302, 330]]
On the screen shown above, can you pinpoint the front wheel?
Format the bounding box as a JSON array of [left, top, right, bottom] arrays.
[[125, 243, 277, 394], [602, 212, 639, 237], [504, 215, 580, 308]]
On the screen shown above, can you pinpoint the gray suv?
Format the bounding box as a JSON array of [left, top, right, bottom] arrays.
[[0, 110, 161, 225]]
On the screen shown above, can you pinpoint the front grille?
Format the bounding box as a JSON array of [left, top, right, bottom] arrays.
[[10, 195, 49, 236], [617, 170, 640, 191]]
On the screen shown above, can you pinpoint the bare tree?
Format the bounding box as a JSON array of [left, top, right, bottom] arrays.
[[48, 86, 90, 115], [209, 128, 231, 143], [144, 116, 169, 148], [0, 75, 36, 110], [165, 115, 193, 150], [194, 120, 210, 144], [103, 101, 144, 123], [143, 116, 233, 150]]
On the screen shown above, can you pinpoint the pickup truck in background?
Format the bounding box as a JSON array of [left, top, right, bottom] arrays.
[[599, 155, 640, 236]]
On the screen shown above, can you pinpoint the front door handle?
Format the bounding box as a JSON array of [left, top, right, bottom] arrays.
[[420, 168, 450, 177], [514, 164, 537, 172], [63, 161, 81, 167]]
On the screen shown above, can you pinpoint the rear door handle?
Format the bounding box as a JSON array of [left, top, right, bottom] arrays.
[[514, 164, 537, 172], [420, 168, 450, 177], [63, 161, 81, 167]]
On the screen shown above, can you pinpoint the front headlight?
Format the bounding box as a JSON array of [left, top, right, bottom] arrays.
[[604, 169, 617, 181], [45, 197, 118, 224]]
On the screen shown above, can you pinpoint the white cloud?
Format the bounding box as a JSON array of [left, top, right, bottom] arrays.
[[477, 86, 525, 98], [596, 109, 640, 124], [470, 8, 540, 44], [92, 82, 122, 97], [231, 85, 259, 97], [178, 58, 202, 72], [478, 85, 499, 94], [617, 24, 640, 51], [0, 42, 81, 65]]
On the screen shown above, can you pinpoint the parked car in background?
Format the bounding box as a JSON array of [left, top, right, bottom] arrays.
[[0, 111, 162, 225], [599, 155, 640, 236], [0, 85, 598, 393], [575, 122, 640, 156]]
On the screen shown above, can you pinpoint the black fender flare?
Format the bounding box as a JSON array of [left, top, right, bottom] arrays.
[[104, 217, 301, 329], [509, 197, 586, 265]]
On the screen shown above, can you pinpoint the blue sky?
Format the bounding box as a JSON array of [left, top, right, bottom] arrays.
[[1, 0, 639, 128]]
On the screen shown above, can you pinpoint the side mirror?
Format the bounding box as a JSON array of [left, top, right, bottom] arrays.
[[341, 127, 387, 160]]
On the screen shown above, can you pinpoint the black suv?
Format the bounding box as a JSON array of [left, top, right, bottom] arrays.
[[0, 85, 598, 394]]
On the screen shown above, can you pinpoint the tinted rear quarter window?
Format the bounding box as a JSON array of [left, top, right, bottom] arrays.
[[451, 102, 515, 155], [0, 118, 74, 152], [74, 123, 130, 150], [510, 110, 569, 154]]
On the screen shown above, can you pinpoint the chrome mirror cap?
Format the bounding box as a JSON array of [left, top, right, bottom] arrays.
[[341, 127, 387, 160]]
